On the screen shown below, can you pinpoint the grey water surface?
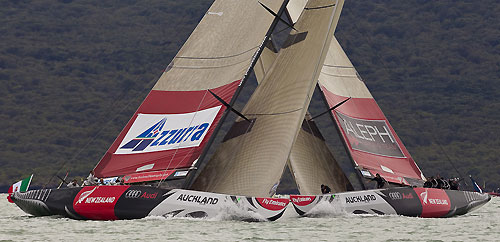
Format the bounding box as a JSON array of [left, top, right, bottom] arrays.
[[0, 194, 498, 242]]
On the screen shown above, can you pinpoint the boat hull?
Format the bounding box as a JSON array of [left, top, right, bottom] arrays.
[[11, 186, 489, 220], [291, 187, 491, 218], [10, 185, 289, 221]]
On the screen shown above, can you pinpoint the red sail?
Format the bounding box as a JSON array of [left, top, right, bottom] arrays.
[[94, 81, 239, 178], [321, 87, 425, 185], [92, 0, 285, 179], [317, 37, 425, 185]]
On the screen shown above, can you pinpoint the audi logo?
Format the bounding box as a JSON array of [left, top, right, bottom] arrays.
[[388, 192, 402, 200], [125, 190, 142, 199]]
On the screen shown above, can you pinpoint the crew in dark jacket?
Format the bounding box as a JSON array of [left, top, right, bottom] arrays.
[[321, 184, 331, 194], [371, 173, 386, 189]]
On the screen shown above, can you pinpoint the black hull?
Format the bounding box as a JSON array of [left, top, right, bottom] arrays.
[[11, 186, 490, 220], [11, 185, 290, 221], [291, 187, 491, 218]]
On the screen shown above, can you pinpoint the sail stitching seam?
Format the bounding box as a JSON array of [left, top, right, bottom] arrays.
[[245, 107, 302, 116], [322, 64, 354, 68], [175, 46, 258, 60], [171, 58, 252, 70], [320, 72, 358, 78]]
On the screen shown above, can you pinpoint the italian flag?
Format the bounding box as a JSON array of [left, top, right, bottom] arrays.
[[7, 175, 33, 203]]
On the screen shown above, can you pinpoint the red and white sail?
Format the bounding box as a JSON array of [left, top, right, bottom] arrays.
[[93, 0, 284, 180], [318, 37, 426, 186]]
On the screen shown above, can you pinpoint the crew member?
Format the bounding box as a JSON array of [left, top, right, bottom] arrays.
[[67, 179, 79, 188], [449, 178, 460, 190], [436, 175, 444, 189], [321, 184, 331, 194], [424, 177, 433, 188], [83, 171, 97, 186], [371, 173, 386, 189]]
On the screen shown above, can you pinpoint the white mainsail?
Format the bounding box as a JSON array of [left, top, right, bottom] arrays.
[[253, 36, 353, 195], [191, 0, 344, 197], [285, 0, 352, 194]]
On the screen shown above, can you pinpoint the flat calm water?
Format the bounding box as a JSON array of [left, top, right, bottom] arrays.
[[0, 194, 498, 241]]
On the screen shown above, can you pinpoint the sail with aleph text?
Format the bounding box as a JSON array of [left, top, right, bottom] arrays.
[[318, 37, 426, 186], [93, 0, 285, 183]]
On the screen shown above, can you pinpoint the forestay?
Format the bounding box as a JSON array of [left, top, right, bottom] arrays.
[[191, 0, 343, 197], [318, 37, 426, 186], [93, 0, 284, 180]]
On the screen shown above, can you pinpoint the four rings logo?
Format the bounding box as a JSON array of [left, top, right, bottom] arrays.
[[125, 190, 142, 199], [125, 190, 158, 199], [389, 192, 402, 200]]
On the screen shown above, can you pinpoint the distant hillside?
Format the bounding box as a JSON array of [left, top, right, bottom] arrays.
[[1, 0, 498, 192]]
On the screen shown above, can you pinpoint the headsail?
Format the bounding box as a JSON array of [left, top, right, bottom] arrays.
[[318, 37, 426, 186], [93, 0, 285, 180], [254, 35, 353, 195], [191, 0, 344, 197], [285, 0, 352, 194]]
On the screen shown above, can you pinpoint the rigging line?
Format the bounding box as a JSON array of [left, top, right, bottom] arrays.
[[157, 89, 209, 188], [43, 77, 147, 188], [175, 46, 258, 60], [304, 3, 336, 10], [46, 81, 155, 188], [433, 133, 467, 185]]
